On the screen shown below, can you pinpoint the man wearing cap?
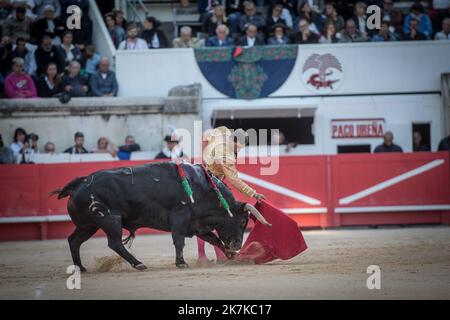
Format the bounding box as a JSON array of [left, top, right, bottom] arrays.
[[154, 133, 186, 160]]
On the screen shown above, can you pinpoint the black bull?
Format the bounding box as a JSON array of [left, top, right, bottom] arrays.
[[52, 162, 270, 271]]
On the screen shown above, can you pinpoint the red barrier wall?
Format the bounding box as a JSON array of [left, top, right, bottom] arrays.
[[0, 153, 449, 241]]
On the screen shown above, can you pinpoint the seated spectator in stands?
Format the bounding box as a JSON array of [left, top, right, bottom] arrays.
[[11, 0, 36, 19], [206, 24, 235, 47], [434, 5, 450, 36], [338, 19, 367, 42], [371, 20, 399, 42], [34, 34, 64, 75], [44, 141, 56, 154], [104, 13, 125, 49], [31, 4, 64, 45], [0, 36, 14, 79], [403, 2, 433, 39], [3, 6, 32, 42], [72, 9, 93, 51], [112, 8, 127, 30], [64, 131, 88, 154], [381, 0, 403, 35], [89, 57, 118, 97], [266, 4, 287, 36], [118, 23, 148, 50], [402, 18, 427, 41], [319, 21, 339, 43], [35, 0, 61, 18], [58, 31, 82, 70], [61, 61, 88, 97], [373, 131, 403, 153], [173, 26, 204, 48], [0, 133, 15, 164], [351, 1, 369, 37], [435, 18, 450, 40], [155, 134, 185, 160], [413, 131, 430, 152], [92, 137, 118, 157], [36, 62, 63, 97], [4, 57, 37, 98], [117, 135, 141, 160], [140, 16, 170, 49], [291, 19, 320, 44], [294, 1, 322, 34], [238, 23, 265, 46], [9, 127, 27, 163], [438, 134, 450, 152], [17, 132, 37, 164], [226, 0, 245, 33], [321, 2, 345, 32], [81, 44, 100, 76], [267, 23, 289, 45], [204, 4, 228, 36], [11, 37, 35, 74], [238, 2, 266, 34]]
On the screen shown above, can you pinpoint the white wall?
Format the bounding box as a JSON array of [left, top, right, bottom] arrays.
[[115, 41, 450, 98]]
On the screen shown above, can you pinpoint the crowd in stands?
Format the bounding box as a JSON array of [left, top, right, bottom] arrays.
[[102, 0, 450, 51], [0, 0, 118, 98], [1, 126, 450, 164]]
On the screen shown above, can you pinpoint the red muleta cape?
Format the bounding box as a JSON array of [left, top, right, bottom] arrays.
[[237, 200, 308, 264]]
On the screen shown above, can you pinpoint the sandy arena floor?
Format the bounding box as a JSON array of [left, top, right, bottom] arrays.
[[0, 226, 449, 299]]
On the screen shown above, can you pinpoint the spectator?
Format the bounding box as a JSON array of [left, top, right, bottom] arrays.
[[0, 133, 15, 164], [11, 37, 35, 75], [4, 57, 37, 98], [11, 0, 36, 18], [71, 9, 93, 50], [172, 26, 204, 48], [36, 62, 63, 97], [294, 1, 322, 34], [154, 134, 185, 160], [381, 0, 403, 35], [434, 5, 450, 35], [58, 31, 82, 70], [226, 0, 245, 33], [31, 4, 64, 45], [0, 36, 14, 79], [435, 18, 450, 40], [3, 6, 32, 42], [319, 21, 339, 43], [266, 4, 287, 36], [338, 19, 367, 42], [117, 135, 141, 160], [351, 1, 368, 37], [81, 44, 100, 76], [34, 34, 64, 75], [373, 131, 403, 153], [61, 60, 88, 97], [44, 141, 56, 154], [112, 8, 127, 30], [206, 24, 235, 47], [267, 23, 290, 45], [204, 4, 228, 36], [371, 20, 399, 42], [238, 2, 266, 34], [271, 0, 295, 27], [118, 23, 148, 50], [291, 19, 320, 44], [104, 13, 125, 49], [9, 127, 27, 163], [438, 134, 450, 152], [238, 23, 265, 46], [322, 1, 345, 32], [413, 131, 430, 152], [402, 18, 427, 41], [89, 57, 118, 97], [140, 16, 169, 49], [403, 2, 433, 39], [92, 137, 118, 157], [34, 0, 61, 18], [64, 131, 88, 154]]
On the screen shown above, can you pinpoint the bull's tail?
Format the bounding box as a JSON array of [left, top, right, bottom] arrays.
[[49, 176, 86, 199]]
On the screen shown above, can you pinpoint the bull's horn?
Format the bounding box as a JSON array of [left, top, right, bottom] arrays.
[[244, 204, 272, 227]]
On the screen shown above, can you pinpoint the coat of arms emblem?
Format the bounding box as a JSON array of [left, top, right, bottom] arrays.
[[302, 53, 343, 93]]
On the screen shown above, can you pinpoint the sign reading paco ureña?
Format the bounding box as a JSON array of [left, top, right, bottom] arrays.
[[331, 119, 385, 139]]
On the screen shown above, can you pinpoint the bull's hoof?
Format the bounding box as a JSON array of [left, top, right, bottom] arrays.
[[134, 263, 147, 271], [176, 263, 190, 269], [80, 266, 87, 273]]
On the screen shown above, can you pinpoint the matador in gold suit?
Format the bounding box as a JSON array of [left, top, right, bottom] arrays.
[[197, 126, 265, 262]]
